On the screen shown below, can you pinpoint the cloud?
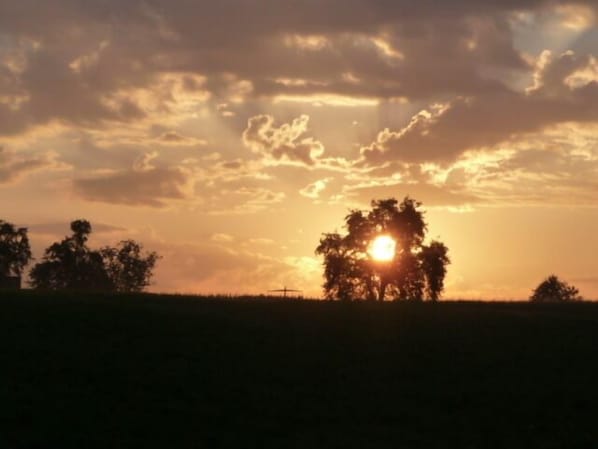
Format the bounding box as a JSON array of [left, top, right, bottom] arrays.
[[0, 147, 65, 183], [74, 165, 193, 207], [157, 131, 207, 146], [29, 221, 125, 238], [360, 51, 598, 165], [210, 233, 234, 243], [344, 181, 481, 208], [207, 187, 286, 215], [247, 238, 275, 246], [70, 149, 282, 214], [299, 178, 332, 199], [243, 114, 324, 166], [219, 160, 244, 170], [5, 0, 591, 137], [436, 122, 598, 206]]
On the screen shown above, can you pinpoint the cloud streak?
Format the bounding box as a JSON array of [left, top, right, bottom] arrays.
[[0, 147, 65, 183]]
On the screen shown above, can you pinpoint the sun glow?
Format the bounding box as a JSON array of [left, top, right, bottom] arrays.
[[368, 235, 396, 262]]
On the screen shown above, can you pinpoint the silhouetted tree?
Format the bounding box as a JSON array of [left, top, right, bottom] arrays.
[[0, 220, 32, 279], [29, 220, 112, 291], [30, 220, 160, 293], [530, 275, 582, 302], [101, 240, 159, 293], [315, 197, 450, 301], [420, 241, 450, 301]]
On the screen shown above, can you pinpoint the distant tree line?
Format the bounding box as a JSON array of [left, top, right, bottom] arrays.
[[0, 213, 585, 301], [0, 219, 159, 293]]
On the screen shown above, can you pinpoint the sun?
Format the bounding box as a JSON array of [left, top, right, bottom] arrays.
[[368, 235, 396, 262]]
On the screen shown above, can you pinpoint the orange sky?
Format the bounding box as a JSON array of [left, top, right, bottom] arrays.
[[0, 1, 597, 299]]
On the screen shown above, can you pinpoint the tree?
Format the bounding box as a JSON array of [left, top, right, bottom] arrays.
[[29, 220, 112, 291], [530, 275, 582, 302], [315, 197, 450, 301], [30, 220, 160, 293], [101, 240, 159, 293], [0, 220, 33, 278]]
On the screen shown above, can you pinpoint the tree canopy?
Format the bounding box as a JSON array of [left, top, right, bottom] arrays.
[[529, 275, 582, 302], [0, 220, 33, 278], [315, 197, 449, 301], [29, 220, 159, 293], [101, 240, 160, 293]]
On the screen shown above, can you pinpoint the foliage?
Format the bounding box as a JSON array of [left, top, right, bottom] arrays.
[[530, 275, 582, 302], [316, 197, 450, 301], [101, 240, 159, 293], [420, 241, 450, 302], [29, 220, 159, 292], [29, 220, 112, 291], [0, 220, 33, 277]]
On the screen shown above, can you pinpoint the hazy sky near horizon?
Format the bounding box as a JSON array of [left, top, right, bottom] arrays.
[[1, 0, 597, 298]]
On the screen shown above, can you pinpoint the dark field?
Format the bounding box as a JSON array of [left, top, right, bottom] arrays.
[[1, 292, 598, 448]]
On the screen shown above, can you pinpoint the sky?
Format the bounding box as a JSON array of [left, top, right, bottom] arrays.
[[0, 0, 597, 299]]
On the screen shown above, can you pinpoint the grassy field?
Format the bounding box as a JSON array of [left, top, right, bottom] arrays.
[[1, 291, 597, 448]]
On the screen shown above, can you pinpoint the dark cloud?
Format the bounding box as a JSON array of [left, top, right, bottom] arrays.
[[360, 51, 598, 164], [156, 131, 207, 146], [158, 131, 188, 143], [219, 160, 244, 170], [0, 41, 146, 135], [73, 167, 191, 207], [29, 221, 125, 237], [1, 0, 594, 136], [0, 147, 58, 183]]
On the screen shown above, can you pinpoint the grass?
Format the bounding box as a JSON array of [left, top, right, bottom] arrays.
[[1, 291, 597, 448]]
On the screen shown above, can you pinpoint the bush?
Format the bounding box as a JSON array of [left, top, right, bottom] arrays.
[[530, 275, 582, 302]]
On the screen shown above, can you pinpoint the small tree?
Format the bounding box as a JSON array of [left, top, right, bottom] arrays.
[[0, 220, 33, 278], [101, 240, 159, 293], [530, 275, 582, 302]]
